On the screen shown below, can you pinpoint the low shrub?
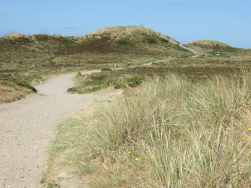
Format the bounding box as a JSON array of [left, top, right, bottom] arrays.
[[64, 38, 79, 47], [116, 39, 134, 46], [171, 46, 190, 52], [126, 76, 143, 87], [114, 83, 126, 89], [67, 75, 144, 93], [67, 86, 103, 94], [11, 78, 37, 91], [152, 61, 165, 65], [178, 56, 189, 58], [101, 68, 112, 71], [160, 37, 168, 42], [146, 37, 157, 43]]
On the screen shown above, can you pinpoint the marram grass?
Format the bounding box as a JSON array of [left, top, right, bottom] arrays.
[[47, 71, 251, 187]]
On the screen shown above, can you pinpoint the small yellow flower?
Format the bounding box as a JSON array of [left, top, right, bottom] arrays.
[[121, 147, 125, 149], [192, 121, 197, 124], [190, 108, 195, 111], [135, 158, 140, 161], [248, 128, 251, 130], [98, 162, 101, 165], [128, 151, 132, 154]]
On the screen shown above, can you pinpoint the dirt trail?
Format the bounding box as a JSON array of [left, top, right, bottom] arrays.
[[0, 70, 121, 188]]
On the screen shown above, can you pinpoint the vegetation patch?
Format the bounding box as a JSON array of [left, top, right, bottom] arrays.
[[101, 67, 112, 71], [68, 71, 144, 94], [152, 61, 164, 65], [159, 37, 168, 42], [67, 85, 103, 94], [146, 37, 157, 43], [11, 78, 37, 91], [206, 50, 227, 57], [171, 45, 190, 52], [64, 38, 80, 47], [116, 39, 134, 46]]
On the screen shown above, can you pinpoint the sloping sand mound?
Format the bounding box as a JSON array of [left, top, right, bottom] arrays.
[[73, 26, 165, 42], [3, 33, 29, 39], [2, 32, 64, 40], [185, 40, 234, 54], [187, 40, 232, 48]]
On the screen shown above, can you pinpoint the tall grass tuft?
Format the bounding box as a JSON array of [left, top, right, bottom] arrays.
[[56, 71, 251, 187]]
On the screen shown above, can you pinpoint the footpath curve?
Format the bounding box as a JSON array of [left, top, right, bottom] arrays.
[[0, 70, 121, 188]]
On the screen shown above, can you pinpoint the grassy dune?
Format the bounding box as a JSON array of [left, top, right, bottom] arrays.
[[186, 40, 251, 56], [0, 26, 193, 80], [1, 26, 251, 103], [44, 70, 251, 187]]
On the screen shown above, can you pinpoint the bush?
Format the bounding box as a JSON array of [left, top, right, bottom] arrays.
[[114, 83, 126, 89], [67, 86, 103, 94], [101, 68, 112, 71], [178, 56, 189, 58], [64, 38, 79, 46], [146, 37, 157, 43], [11, 78, 37, 91], [126, 76, 143, 87], [116, 39, 134, 46], [160, 37, 168, 42], [171, 46, 190, 52]]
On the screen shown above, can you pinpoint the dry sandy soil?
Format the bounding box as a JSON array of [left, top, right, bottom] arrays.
[[0, 70, 121, 188]]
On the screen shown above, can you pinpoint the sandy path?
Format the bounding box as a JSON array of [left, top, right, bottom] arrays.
[[0, 70, 120, 188]]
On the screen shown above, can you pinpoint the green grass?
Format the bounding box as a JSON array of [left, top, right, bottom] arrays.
[[68, 71, 144, 94], [11, 78, 36, 91], [207, 50, 227, 57], [159, 37, 169, 43], [178, 56, 189, 58], [116, 39, 134, 46], [101, 67, 112, 71], [146, 37, 158, 43], [64, 38, 80, 47], [171, 45, 191, 52]]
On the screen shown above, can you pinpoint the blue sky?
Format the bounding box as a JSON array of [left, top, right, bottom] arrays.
[[0, 0, 250, 48]]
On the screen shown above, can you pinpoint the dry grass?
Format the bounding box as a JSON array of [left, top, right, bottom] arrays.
[[44, 70, 251, 187], [73, 26, 167, 42], [0, 80, 33, 103]]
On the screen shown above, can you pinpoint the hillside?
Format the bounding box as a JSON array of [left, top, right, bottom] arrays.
[[185, 40, 250, 56], [59, 26, 193, 55], [0, 26, 193, 79]]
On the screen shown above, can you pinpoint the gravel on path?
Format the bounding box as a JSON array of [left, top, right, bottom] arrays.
[[0, 70, 119, 188]]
